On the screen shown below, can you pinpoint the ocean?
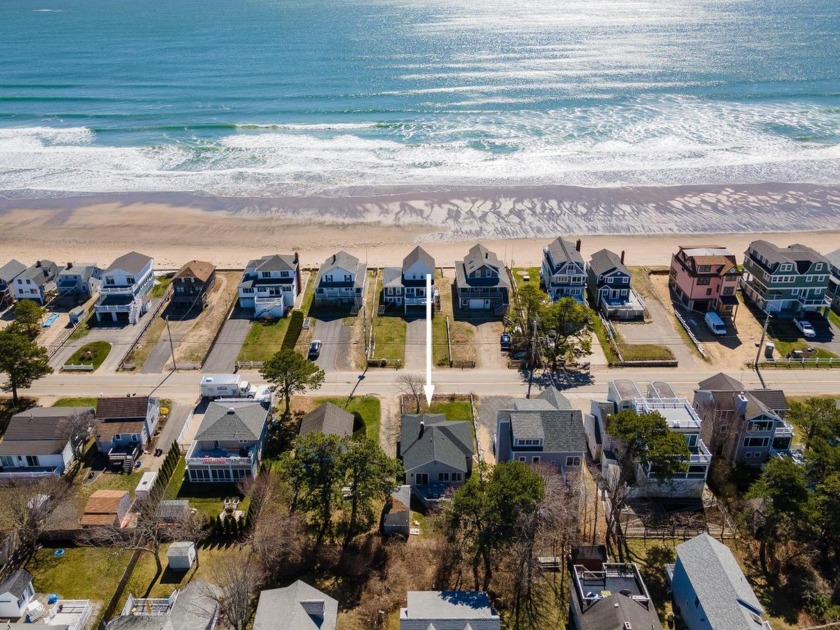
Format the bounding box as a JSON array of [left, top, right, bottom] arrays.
[[1, 0, 839, 198]]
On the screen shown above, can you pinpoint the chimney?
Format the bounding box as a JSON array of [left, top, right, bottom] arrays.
[[736, 393, 748, 418], [419, 420, 425, 438], [228, 407, 236, 414], [293, 252, 302, 296], [620, 250, 625, 264], [67, 262, 73, 269], [36, 260, 42, 268], [575, 239, 581, 252], [332, 254, 336, 264]]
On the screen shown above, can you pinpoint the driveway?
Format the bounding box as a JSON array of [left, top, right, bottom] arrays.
[[141, 317, 194, 374], [202, 308, 252, 373], [404, 317, 426, 370], [476, 395, 514, 465], [50, 322, 146, 374], [618, 294, 700, 367], [312, 316, 351, 372], [472, 320, 506, 369]]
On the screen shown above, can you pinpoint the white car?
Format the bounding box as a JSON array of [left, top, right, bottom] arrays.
[[794, 318, 816, 339]]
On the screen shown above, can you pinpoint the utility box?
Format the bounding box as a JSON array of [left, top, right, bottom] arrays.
[[134, 472, 158, 501]]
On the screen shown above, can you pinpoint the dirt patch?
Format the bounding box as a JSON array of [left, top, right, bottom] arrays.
[[473, 320, 506, 369]]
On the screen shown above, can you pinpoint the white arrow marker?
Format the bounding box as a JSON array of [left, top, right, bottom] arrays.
[[423, 272, 435, 405]]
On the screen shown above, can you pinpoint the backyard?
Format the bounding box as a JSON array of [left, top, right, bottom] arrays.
[[163, 456, 250, 522]]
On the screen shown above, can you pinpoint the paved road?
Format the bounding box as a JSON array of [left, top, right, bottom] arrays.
[[313, 316, 351, 372], [404, 317, 426, 370], [202, 309, 251, 373]]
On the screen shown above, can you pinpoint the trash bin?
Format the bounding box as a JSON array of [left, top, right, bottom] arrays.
[[764, 342, 775, 359]]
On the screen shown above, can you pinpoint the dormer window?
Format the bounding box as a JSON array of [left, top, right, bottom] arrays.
[[280, 271, 289, 278], [780, 263, 793, 272], [261, 272, 271, 278], [698, 265, 711, 273], [815, 263, 823, 271], [514, 438, 543, 447]]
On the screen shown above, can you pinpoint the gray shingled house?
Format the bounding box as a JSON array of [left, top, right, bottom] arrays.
[[0, 259, 27, 306], [494, 389, 587, 474], [825, 246, 840, 314], [95, 251, 155, 324], [299, 402, 355, 438], [56, 262, 103, 305], [586, 249, 645, 320], [454, 243, 510, 316], [108, 581, 219, 630], [541, 237, 586, 303], [381, 246, 437, 314], [253, 580, 338, 630], [12, 259, 60, 305], [398, 414, 474, 501], [399, 591, 500, 630], [313, 251, 367, 311]]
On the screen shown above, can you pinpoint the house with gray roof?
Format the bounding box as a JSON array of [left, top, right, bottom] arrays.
[[494, 388, 586, 473], [108, 581, 219, 630], [693, 372, 795, 466], [586, 249, 645, 320], [667, 533, 771, 630], [381, 246, 437, 314], [238, 253, 301, 319], [825, 246, 840, 315], [568, 547, 661, 630], [0, 406, 93, 480], [741, 240, 831, 319], [0, 259, 26, 307], [253, 580, 338, 630], [454, 243, 510, 316], [399, 591, 500, 630], [95, 251, 154, 324], [299, 402, 354, 438], [399, 414, 473, 500], [12, 259, 61, 305], [185, 401, 269, 482], [541, 237, 586, 303], [56, 262, 102, 305], [0, 569, 35, 618], [313, 251, 367, 311]]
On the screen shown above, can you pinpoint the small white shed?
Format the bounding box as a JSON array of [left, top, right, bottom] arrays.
[[135, 471, 158, 501], [167, 542, 196, 571]]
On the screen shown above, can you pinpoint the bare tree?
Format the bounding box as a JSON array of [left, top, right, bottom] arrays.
[[397, 373, 425, 413], [57, 409, 100, 466], [0, 477, 71, 561], [203, 553, 264, 630]]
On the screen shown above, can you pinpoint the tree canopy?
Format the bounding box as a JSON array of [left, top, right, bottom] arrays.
[[260, 348, 325, 417], [0, 328, 53, 406], [13, 299, 46, 341]]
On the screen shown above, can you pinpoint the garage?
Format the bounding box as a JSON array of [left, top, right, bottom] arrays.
[[469, 299, 490, 310]]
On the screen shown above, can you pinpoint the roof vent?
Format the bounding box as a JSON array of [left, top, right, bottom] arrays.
[[624, 623, 632, 629]]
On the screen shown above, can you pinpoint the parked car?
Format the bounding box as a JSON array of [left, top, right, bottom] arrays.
[[794, 318, 816, 338], [500, 333, 511, 350], [308, 340, 322, 359]]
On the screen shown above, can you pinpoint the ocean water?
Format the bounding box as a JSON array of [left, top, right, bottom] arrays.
[[1, 0, 839, 197]]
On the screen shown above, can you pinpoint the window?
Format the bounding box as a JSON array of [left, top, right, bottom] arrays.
[[518, 456, 526, 463], [744, 437, 769, 448], [722, 286, 734, 295], [106, 276, 115, 285], [114, 434, 121, 441], [344, 274, 352, 282], [452, 472, 463, 482], [131, 434, 138, 442], [126, 277, 134, 284], [261, 272, 271, 278], [566, 456, 581, 467], [748, 420, 773, 432], [694, 595, 700, 609], [438, 472, 450, 482], [698, 265, 711, 273], [686, 434, 698, 447], [532, 456, 541, 464], [815, 263, 823, 271], [780, 263, 793, 272], [706, 288, 712, 295], [697, 277, 711, 286], [606, 277, 614, 284], [280, 271, 289, 278], [807, 275, 813, 283]]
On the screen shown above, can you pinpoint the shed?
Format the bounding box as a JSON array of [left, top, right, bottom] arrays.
[[383, 485, 411, 537], [134, 471, 158, 501], [69, 306, 86, 325], [167, 542, 196, 571]]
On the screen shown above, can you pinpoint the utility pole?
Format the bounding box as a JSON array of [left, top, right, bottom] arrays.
[[165, 315, 177, 371], [754, 311, 771, 375]]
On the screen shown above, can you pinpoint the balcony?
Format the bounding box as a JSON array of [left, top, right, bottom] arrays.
[[100, 284, 138, 295], [0, 465, 62, 481], [187, 444, 257, 468], [774, 420, 795, 439], [46, 599, 92, 630], [254, 295, 285, 305], [770, 446, 805, 465], [798, 294, 829, 308]]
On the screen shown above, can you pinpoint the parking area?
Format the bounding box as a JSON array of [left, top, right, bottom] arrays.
[[473, 320, 507, 369], [404, 316, 426, 370], [49, 322, 143, 373], [311, 315, 353, 372], [202, 307, 251, 373]]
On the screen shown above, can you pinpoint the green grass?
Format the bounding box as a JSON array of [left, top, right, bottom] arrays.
[[238, 317, 291, 362], [372, 314, 406, 365], [592, 316, 674, 363], [314, 395, 381, 444], [428, 399, 473, 421], [163, 458, 250, 521], [512, 267, 541, 292], [68, 312, 93, 341], [52, 396, 98, 407], [64, 340, 111, 370], [300, 271, 317, 314], [151, 275, 173, 298], [828, 308, 840, 329]]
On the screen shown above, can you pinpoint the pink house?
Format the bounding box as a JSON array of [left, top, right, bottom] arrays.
[[669, 246, 740, 316]]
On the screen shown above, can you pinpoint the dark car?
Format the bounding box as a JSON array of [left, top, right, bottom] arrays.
[[500, 333, 511, 350], [308, 340, 322, 359]]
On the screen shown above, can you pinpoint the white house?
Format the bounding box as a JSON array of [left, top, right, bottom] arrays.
[[313, 251, 367, 311], [238, 254, 301, 319], [541, 238, 587, 303], [0, 406, 93, 480], [381, 246, 437, 313], [13, 260, 60, 305], [94, 251, 155, 324], [0, 569, 35, 619]]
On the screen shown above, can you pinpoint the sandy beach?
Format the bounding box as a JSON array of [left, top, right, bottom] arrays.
[[1, 183, 839, 269]]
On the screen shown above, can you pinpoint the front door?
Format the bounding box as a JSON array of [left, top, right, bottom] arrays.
[[416, 473, 429, 485]]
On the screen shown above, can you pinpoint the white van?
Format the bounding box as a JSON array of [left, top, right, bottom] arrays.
[[704, 311, 727, 336]]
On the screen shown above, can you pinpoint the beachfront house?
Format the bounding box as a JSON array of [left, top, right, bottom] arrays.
[[0, 259, 26, 307], [381, 246, 437, 314], [494, 389, 587, 473], [399, 591, 501, 630], [692, 372, 795, 466], [0, 406, 94, 480], [398, 414, 473, 503], [94, 251, 155, 324], [541, 237, 586, 303], [826, 247, 840, 315], [589, 379, 711, 499], [13, 260, 60, 305], [741, 240, 831, 319], [669, 246, 740, 317], [56, 262, 102, 305], [253, 580, 338, 630], [238, 253, 301, 319], [667, 533, 771, 630], [454, 243, 510, 315], [94, 396, 160, 471], [0, 569, 35, 619], [586, 248, 644, 320], [186, 401, 269, 483], [312, 251, 367, 312], [172, 260, 216, 310], [568, 547, 661, 630]]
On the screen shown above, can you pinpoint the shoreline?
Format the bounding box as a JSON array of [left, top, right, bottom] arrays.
[[1, 183, 839, 268]]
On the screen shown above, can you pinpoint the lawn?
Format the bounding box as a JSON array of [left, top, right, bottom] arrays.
[[409, 398, 473, 421], [150, 275, 173, 298], [829, 308, 840, 329], [64, 340, 111, 370], [314, 396, 381, 444], [122, 315, 166, 370], [299, 270, 317, 314], [372, 314, 406, 365], [593, 316, 674, 364], [164, 457, 250, 521], [238, 317, 290, 363], [434, 280, 476, 367], [512, 267, 541, 293], [53, 397, 98, 407]]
